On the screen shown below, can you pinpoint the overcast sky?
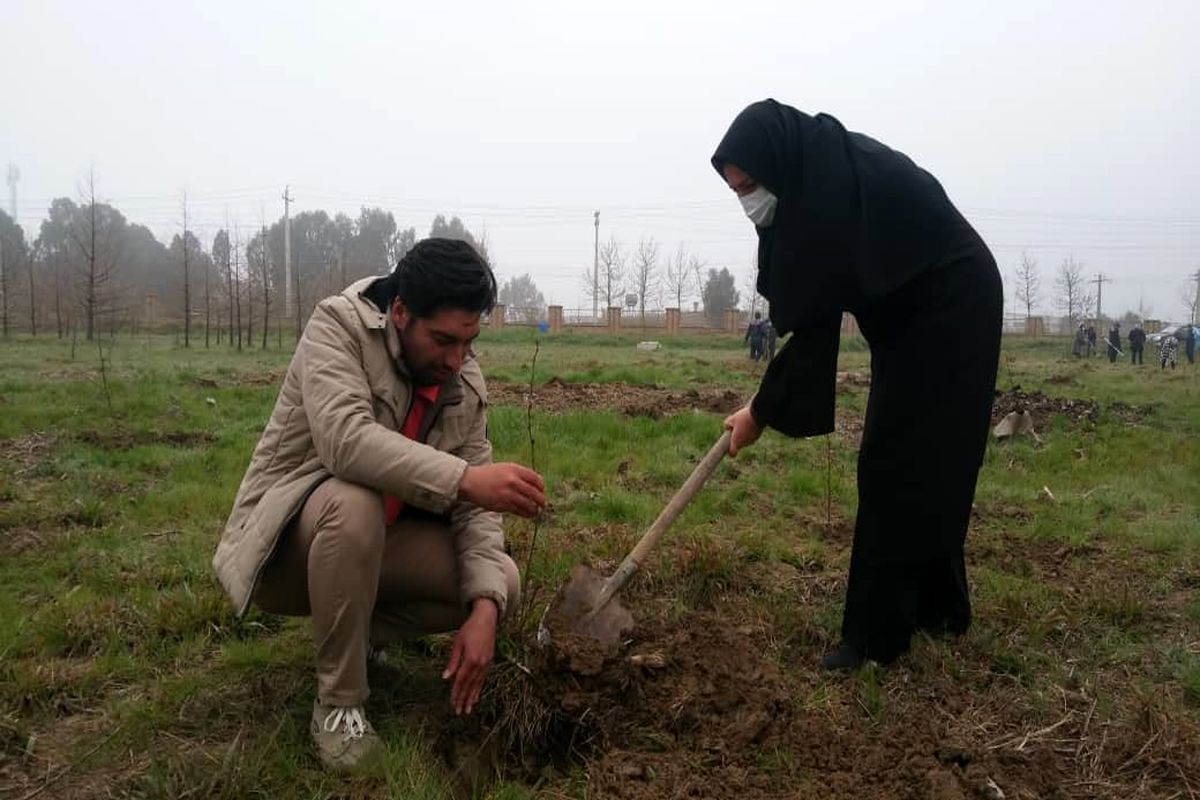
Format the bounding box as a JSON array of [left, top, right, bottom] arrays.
[[3, 0, 1198, 319]]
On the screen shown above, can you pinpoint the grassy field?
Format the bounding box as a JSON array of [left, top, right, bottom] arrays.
[[0, 329, 1197, 799]]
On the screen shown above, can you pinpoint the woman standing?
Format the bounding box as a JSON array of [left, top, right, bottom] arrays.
[[713, 100, 1002, 670]]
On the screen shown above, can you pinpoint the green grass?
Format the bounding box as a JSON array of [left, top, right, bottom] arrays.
[[1, 331, 1198, 797]]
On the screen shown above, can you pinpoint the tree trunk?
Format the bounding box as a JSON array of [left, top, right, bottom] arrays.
[[234, 245, 243, 352], [86, 197, 97, 341], [204, 258, 211, 348], [226, 253, 234, 347], [261, 234, 270, 350], [54, 262, 63, 339], [246, 255, 254, 349], [0, 240, 9, 337], [26, 250, 36, 336]]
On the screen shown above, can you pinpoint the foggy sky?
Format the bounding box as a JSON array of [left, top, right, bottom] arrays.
[[3, 0, 1197, 319]]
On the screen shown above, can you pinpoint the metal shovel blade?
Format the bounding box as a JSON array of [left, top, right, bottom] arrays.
[[540, 564, 634, 647], [537, 431, 733, 649]]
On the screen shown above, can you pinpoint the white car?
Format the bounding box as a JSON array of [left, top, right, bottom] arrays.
[[1147, 324, 1199, 344]]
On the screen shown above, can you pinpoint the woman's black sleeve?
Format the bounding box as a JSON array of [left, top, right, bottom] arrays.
[[749, 313, 842, 438]]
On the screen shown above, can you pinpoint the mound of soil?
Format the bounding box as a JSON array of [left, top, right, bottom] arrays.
[[0, 431, 57, 473], [991, 387, 1155, 431], [489, 378, 744, 418], [1106, 400, 1155, 424], [991, 387, 1098, 429], [493, 611, 1066, 800], [75, 429, 217, 449]]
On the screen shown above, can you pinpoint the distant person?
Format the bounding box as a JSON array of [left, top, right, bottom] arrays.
[[1160, 334, 1179, 370], [1186, 325, 1196, 365], [1086, 324, 1097, 358], [763, 317, 779, 361], [745, 311, 766, 360], [1107, 323, 1121, 363], [1128, 323, 1146, 365], [214, 239, 545, 771], [1072, 324, 1087, 358], [713, 99, 1002, 670]]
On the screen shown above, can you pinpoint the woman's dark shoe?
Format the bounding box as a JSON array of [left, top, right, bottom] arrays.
[[821, 642, 865, 671]]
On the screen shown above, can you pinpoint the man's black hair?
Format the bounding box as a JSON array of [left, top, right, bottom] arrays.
[[366, 237, 496, 318]]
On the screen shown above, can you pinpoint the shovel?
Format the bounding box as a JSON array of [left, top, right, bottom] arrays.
[[539, 429, 733, 647]]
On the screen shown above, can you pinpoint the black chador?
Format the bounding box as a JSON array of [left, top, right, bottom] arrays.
[[712, 100, 1003, 668]]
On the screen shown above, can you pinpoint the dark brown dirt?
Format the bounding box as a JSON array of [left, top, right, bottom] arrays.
[[189, 369, 286, 389], [1105, 400, 1156, 425], [991, 387, 1099, 429], [477, 610, 1074, 800], [0, 430, 57, 474], [74, 429, 217, 449], [991, 388, 1156, 432], [489, 377, 744, 418], [445, 516, 1200, 800]]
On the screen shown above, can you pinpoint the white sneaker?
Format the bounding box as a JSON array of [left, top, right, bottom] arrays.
[[310, 701, 382, 771]]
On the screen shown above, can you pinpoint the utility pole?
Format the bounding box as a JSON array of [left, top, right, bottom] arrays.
[[1092, 273, 1108, 324], [592, 210, 599, 318], [282, 186, 293, 340]]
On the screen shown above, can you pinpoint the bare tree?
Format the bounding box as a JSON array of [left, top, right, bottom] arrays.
[[72, 170, 116, 341], [203, 230, 211, 348], [663, 243, 694, 310], [52, 247, 65, 339], [234, 226, 243, 352], [632, 236, 660, 326], [1054, 255, 1092, 332], [581, 234, 625, 311], [1180, 276, 1199, 326], [26, 242, 38, 336], [181, 193, 191, 347], [0, 229, 8, 338], [742, 265, 767, 317], [212, 230, 230, 346], [1013, 252, 1040, 319], [260, 220, 271, 349], [214, 228, 235, 346], [691, 253, 706, 307], [245, 232, 255, 349]]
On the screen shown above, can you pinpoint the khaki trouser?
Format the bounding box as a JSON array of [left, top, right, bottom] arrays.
[[253, 477, 520, 706]]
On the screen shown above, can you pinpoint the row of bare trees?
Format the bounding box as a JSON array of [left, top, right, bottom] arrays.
[[1013, 252, 1199, 333], [582, 234, 712, 321], [0, 182, 508, 347]]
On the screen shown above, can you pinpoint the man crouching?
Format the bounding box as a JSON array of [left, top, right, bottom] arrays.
[[213, 238, 545, 770]]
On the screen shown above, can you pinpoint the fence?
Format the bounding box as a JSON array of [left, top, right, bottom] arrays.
[[486, 307, 871, 337], [503, 306, 546, 326], [484, 308, 1062, 338]]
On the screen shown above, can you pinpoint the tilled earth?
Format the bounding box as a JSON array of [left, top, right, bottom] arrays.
[[488, 377, 745, 418], [990, 387, 1155, 430], [427, 515, 1200, 800]]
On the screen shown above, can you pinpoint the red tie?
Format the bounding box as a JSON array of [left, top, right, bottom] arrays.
[[383, 384, 440, 525]]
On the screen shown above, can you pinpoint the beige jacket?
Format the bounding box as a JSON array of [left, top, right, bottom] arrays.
[[213, 277, 508, 617]]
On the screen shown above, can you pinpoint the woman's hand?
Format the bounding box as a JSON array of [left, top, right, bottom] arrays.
[[723, 405, 763, 457]]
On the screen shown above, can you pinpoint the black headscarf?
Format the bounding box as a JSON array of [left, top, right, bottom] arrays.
[[712, 99, 980, 335]]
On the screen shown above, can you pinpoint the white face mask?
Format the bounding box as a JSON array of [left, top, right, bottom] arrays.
[[738, 185, 778, 228]]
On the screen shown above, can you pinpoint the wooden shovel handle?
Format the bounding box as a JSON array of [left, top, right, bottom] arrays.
[[595, 430, 732, 604]]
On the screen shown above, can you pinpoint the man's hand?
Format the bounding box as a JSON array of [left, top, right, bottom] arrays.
[[458, 463, 545, 518], [442, 598, 498, 716], [723, 405, 763, 457]]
